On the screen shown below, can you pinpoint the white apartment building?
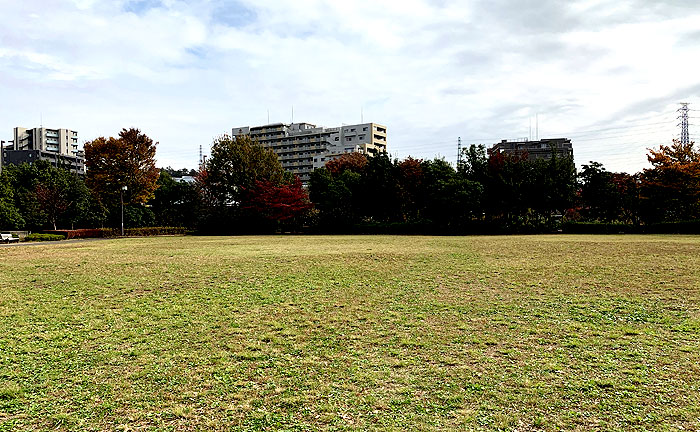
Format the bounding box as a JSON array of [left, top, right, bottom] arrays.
[[232, 122, 387, 182]]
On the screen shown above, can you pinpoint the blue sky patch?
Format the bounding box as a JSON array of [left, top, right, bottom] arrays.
[[123, 0, 163, 14], [210, 1, 257, 28]]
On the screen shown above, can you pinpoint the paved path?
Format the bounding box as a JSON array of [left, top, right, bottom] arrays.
[[0, 237, 115, 248]]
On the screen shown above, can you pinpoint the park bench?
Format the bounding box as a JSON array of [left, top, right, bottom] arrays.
[[1, 233, 19, 243]]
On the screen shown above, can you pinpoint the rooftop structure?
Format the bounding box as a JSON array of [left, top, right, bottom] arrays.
[[488, 138, 573, 162]]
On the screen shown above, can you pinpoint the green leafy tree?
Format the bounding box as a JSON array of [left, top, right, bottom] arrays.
[[0, 170, 24, 229], [34, 163, 90, 230], [419, 158, 482, 229], [201, 135, 285, 207], [0, 161, 90, 230], [197, 135, 286, 231], [150, 170, 200, 228]]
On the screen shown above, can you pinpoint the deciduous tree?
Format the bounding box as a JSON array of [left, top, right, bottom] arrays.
[[85, 128, 160, 208], [243, 177, 313, 228], [200, 135, 285, 208], [641, 139, 700, 222]]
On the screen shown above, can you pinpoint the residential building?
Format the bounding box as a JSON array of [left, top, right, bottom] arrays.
[[1, 127, 85, 175], [488, 138, 573, 161], [232, 122, 388, 182]]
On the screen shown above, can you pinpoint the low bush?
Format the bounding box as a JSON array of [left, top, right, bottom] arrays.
[[25, 233, 66, 242]]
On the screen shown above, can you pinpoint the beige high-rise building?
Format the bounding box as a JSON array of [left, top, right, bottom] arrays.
[[232, 122, 387, 182], [1, 127, 84, 175]]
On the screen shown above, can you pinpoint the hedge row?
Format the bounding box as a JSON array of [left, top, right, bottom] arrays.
[[25, 233, 66, 242], [43, 228, 118, 239], [561, 220, 700, 234], [124, 227, 188, 236], [41, 227, 188, 239], [561, 222, 638, 234]]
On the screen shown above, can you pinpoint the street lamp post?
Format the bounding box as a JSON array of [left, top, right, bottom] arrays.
[[121, 185, 128, 236]]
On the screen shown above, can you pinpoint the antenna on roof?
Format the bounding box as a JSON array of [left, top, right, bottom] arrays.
[[361, 106, 364, 123], [267, 109, 270, 124], [536, 113, 539, 140], [291, 105, 294, 124]]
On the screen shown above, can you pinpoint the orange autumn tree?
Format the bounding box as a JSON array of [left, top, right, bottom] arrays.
[[640, 139, 700, 222], [85, 128, 160, 210]]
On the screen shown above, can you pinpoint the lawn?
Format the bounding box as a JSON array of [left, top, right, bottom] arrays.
[[0, 235, 699, 431]]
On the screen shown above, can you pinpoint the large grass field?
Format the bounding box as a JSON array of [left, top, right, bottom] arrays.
[[0, 235, 699, 431]]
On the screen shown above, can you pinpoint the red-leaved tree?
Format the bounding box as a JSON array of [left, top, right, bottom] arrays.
[[243, 177, 313, 227]]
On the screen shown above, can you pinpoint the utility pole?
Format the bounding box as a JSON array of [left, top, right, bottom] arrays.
[[678, 102, 690, 145], [199, 144, 203, 169]]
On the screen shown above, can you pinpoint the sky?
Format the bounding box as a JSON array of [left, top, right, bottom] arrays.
[[1, 0, 700, 174]]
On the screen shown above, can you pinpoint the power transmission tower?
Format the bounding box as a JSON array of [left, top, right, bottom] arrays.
[[457, 137, 462, 170], [678, 103, 690, 145]]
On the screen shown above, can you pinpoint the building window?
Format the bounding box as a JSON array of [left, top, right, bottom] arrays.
[[334, 137, 339, 141], [346, 137, 352, 141]]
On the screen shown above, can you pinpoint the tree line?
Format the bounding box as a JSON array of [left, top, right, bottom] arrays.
[[1, 127, 699, 234]]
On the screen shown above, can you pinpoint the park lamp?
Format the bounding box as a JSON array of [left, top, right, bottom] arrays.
[[121, 185, 128, 236]]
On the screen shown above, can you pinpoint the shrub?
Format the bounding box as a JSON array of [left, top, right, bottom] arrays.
[[25, 233, 66, 242]]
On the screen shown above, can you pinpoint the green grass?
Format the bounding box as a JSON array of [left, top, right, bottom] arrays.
[[0, 235, 699, 431]]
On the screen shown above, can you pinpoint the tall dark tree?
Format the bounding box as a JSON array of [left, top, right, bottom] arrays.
[[0, 169, 24, 230], [34, 164, 90, 230], [360, 153, 400, 222], [309, 165, 364, 230], [396, 157, 423, 221], [419, 158, 482, 229], [578, 161, 639, 223], [0, 161, 90, 231], [150, 171, 200, 228]]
